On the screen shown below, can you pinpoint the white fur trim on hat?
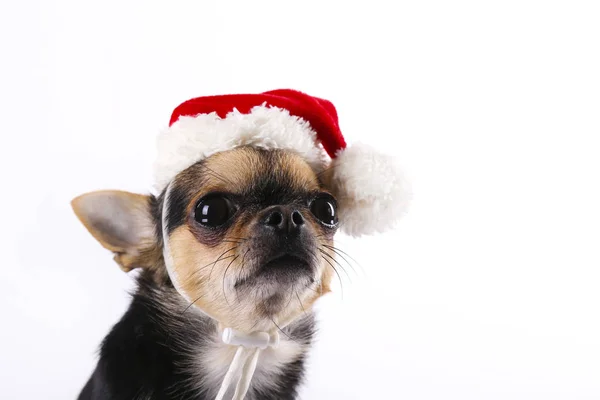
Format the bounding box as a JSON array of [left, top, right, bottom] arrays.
[[153, 105, 328, 192], [330, 142, 412, 237]]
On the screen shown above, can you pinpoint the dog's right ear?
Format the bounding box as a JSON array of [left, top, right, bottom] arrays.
[[71, 190, 160, 272]]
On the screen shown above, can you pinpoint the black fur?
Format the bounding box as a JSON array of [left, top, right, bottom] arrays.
[[78, 271, 315, 400], [164, 185, 189, 235]]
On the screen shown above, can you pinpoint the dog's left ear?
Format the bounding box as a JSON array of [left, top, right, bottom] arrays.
[[71, 190, 159, 272]]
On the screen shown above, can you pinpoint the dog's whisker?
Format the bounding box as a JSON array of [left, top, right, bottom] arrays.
[[319, 248, 351, 281], [235, 249, 251, 294], [200, 165, 235, 186], [247, 318, 261, 332], [322, 244, 364, 276], [320, 254, 344, 299], [224, 236, 249, 241], [207, 247, 239, 280], [192, 254, 236, 278], [257, 291, 292, 340], [269, 315, 292, 340], [199, 169, 226, 184], [319, 248, 353, 281], [181, 292, 206, 316], [222, 255, 240, 305], [284, 283, 297, 310]]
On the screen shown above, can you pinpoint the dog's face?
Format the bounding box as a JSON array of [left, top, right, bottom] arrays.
[[72, 146, 337, 332], [164, 146, 336, 330]]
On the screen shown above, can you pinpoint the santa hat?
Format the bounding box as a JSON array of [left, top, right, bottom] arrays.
[[153, 89, 410, 237]]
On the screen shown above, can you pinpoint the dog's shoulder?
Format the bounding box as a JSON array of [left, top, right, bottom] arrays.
[[79, 280, 182, 399]]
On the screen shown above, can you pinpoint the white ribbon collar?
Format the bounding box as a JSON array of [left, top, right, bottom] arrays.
[[215, 328, 281, 400]]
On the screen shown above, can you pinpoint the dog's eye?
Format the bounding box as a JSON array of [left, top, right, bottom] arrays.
[[310, 195, 338, 226], [194, 195, 235, 227]]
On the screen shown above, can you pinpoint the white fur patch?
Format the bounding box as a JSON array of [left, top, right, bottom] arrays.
[[153, 105, 328, 192], [331, 142, 412, 237], [191, 332, 305, 399]]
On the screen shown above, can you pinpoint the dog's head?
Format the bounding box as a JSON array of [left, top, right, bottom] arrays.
[[72, 146, 337, 331]]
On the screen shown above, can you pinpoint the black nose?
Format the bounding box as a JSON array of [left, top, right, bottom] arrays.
[[262, 206, 305, 234]]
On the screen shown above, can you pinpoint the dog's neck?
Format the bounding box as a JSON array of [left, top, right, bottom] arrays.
[[180, 299, 310, 399], [197, 327, 307, 399]]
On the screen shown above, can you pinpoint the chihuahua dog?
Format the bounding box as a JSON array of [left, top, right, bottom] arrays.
[[73, 146, 339, 400], [71, 88, 409, 400]]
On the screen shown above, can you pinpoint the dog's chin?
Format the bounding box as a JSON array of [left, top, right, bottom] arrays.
[[234, 253, 315, 316]]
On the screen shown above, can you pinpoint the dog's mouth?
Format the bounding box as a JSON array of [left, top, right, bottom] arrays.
[[262, 253, 311, 272], [234, 252, 313, 289]]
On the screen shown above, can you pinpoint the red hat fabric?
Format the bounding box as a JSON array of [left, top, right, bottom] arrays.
[[169, 89, 346, 159]]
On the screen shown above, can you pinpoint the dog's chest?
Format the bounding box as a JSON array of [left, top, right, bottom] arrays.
[[189, 336, 305, 398]]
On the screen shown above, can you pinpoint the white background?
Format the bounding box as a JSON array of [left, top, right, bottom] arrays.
[[1, 1, 599, 399]]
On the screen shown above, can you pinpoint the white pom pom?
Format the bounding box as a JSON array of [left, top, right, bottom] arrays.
[[330, 142, 411, 237]]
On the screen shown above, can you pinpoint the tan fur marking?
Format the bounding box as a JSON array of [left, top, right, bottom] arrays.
[[207, 147, 261, 189], [174, 147, 321, 199], [274, 151, 321, 191], [168, 226, 261, 329]]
